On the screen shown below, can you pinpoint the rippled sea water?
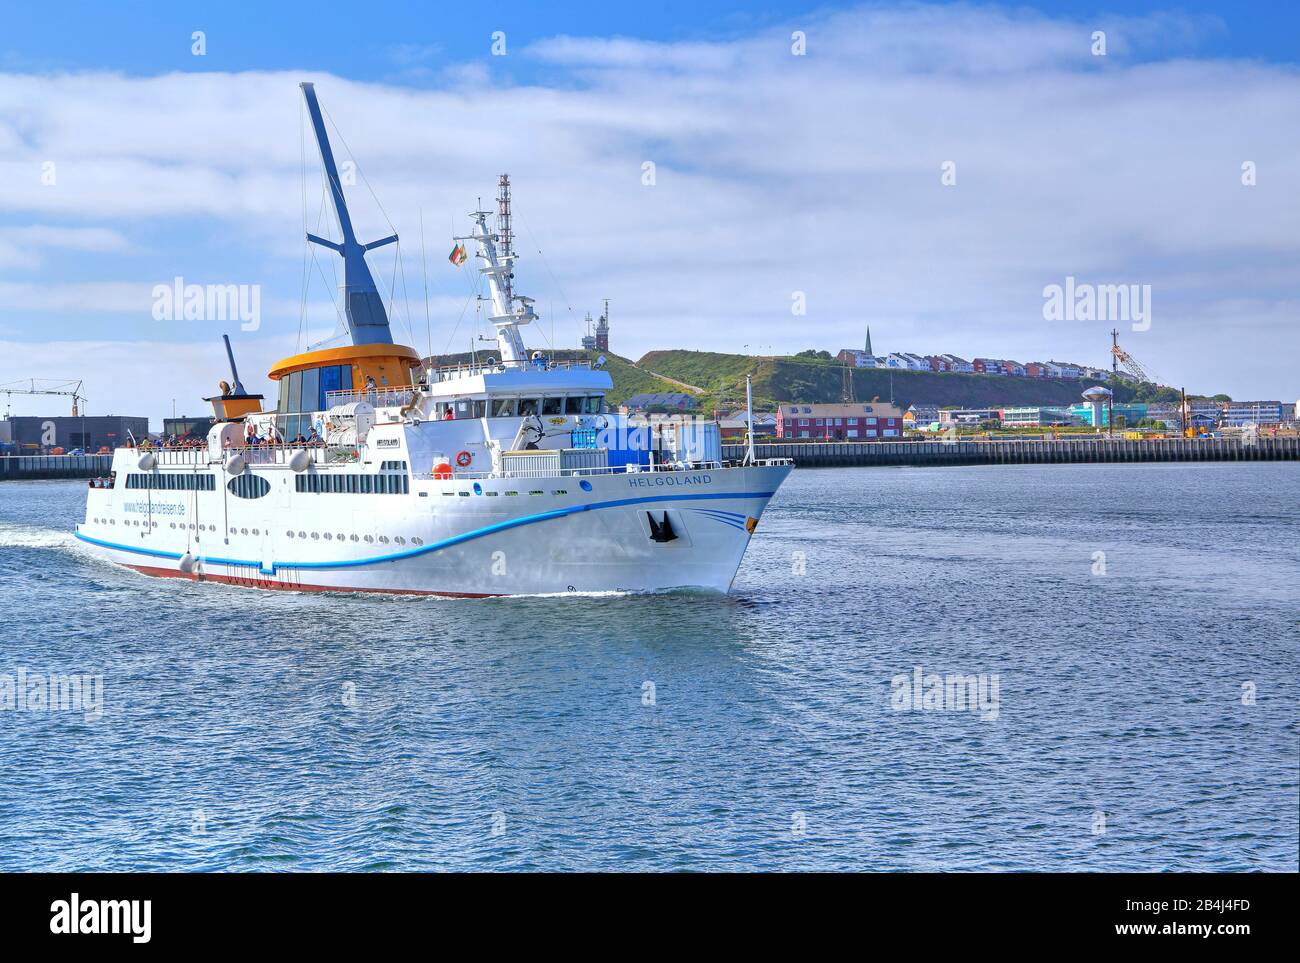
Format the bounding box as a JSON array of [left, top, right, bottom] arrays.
[[0, 464, 1296, 871]]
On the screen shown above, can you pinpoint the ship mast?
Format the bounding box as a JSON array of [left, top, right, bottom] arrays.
[[300, 82, 398, 346], [458, 174, 535, 366]]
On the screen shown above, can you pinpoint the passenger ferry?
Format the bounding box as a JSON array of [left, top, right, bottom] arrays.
[[74, 83, 792, 596]]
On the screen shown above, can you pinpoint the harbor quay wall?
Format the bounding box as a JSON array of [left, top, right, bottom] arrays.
[[723, 436, 1300, 467], [0, 454, 115, 481]]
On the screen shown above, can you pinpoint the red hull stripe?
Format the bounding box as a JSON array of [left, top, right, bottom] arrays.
[[122, 563, 500, 598]]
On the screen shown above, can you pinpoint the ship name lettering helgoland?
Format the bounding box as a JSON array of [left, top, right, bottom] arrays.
[[628, 474, 712, 488]]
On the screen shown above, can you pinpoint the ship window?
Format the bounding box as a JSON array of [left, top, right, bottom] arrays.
[[227, 474, 270, 499], [585, 396, 603, 414], [284, 371, 302, 413], [565, 397, 584, 415], [473, 400, 487, 418], [395, 536, 406, 545], [300, 367, 320, 414], [505, 491, 518, 496], [529, 490, 544, 496], [320, 364, 342, 405], [542, 397, 562, 416], [519, 398, 540, 417], [492, 398, 517, 417], [361, 475, 374, 494], [412, 537, 423, 546]]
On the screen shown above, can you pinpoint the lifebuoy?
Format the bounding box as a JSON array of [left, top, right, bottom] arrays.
[[455, 450, 472, 467]]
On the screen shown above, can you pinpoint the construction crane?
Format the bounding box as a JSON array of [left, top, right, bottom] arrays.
[[1109, 329, 1158, 384], [0, 379, 87, 418]]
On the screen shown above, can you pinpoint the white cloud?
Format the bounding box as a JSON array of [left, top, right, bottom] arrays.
[[0, 3, 1297, 405]]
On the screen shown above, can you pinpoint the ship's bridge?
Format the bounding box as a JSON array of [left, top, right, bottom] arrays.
[[267, 343, 421, 438], [421, 358, 612, 400]]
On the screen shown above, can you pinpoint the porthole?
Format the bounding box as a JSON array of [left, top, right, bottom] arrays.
[[395, 536, 406, 545], [286, 531, 294, 538], [311, 532, 320, 540], [336, 533, 345, 541], [240, 528, 248, 535], [324, 533, 333, 540], [364, 535, 374, 543], [379, 536, 389, 544], [411, 537, 423, 546], [350, 534, 359, 542], [252, 528, 259, 535], [298, 531, 306, 539]]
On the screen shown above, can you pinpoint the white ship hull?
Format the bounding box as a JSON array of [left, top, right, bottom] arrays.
[[75, 462, 790, 596]]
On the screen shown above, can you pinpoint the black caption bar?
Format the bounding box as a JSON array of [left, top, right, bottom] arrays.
[[0, 871, 1282, 949]]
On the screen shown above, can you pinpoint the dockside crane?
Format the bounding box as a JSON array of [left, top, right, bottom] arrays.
[[1109, 329, 1158, 385], [1, 379, 86, 418]]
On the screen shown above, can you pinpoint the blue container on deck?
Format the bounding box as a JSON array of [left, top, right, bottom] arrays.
[[604, 446, 651, 469]]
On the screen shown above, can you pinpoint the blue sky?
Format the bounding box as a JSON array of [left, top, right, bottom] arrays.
[[2, 1, 1298, 421], [6, 1, 1300, 75]]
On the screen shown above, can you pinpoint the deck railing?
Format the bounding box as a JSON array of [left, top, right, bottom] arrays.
[[324, 386, 422, 409], [426, 358, 595, 382]]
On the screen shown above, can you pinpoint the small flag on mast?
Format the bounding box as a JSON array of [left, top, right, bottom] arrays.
[[448, 242, 467, 266]]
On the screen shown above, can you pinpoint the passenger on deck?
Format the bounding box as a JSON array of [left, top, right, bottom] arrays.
[[307, 427, 321, 445]]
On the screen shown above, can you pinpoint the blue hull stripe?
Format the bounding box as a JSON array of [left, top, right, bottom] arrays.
[[73, 489, 776, 572]]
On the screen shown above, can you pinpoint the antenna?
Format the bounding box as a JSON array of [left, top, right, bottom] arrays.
[[497, 174, 514, 305]]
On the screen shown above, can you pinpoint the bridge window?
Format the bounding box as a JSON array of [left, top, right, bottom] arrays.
[[542, 397, 563, 416], [564, 397, 585, 415], [491, 398, 517, 418]]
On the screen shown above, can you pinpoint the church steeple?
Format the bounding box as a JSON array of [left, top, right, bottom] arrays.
[[865, 326, 873, 357]]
